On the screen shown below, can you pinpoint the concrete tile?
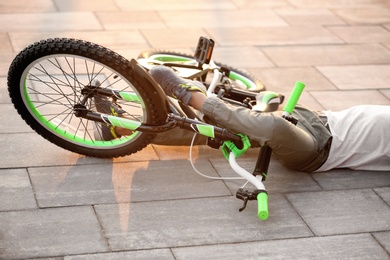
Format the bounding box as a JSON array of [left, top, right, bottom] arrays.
[[211, 46, 275, 69], [248, 67, 337, 92], [334, 8, 390, 25], [28, 160, 231, 207], [0, 207, 108, 259], [0, 0, 56, 13], [0, 104, 34, 133], [96, 11, 166, 30], [317, 65, 390, 90], [231, 0, 292, 8], [373, 231, 390, 255], [0, 77, 11, 104], [262, 44, 390, 67], [381, 89, 390, 100], [0, 133, 159, 168], [207, 26, 342, 46], [287, 189, 390, 236], [9, 30, 149, 52], [54, 0, 119, 12], [141, 28, 210, 48], [287, 0, 390, 8], [328, 25, 390, 43], [0, 13, 103, 32], [310, 90, 390, 110], [116, 0, 236, 10], [385, 42, 390, 51], [94, 195, 313, 251], [0, 33, 12, 52], [172, 234, 390, 260], [0, 168, 37, 211], [65, 249, 175, 260], [159, 10, 288, 28], [275, 8, 346, 26], [375, 187, 390, 205], [152, 144, 260, 161], [210, 158, 322, 194], [313, 169, 390, 190], [0, 52, 16, 77]]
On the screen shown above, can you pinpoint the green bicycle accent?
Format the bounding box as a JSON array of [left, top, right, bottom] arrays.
[[196, 124, 215, 138], [283, 81, 305, 115], [151, 54, 193, 63], [148, 54, 257, 91], [105, 115, 142, 130], [229, 71, 257, 91], [119, 92, 140, 102], [257, 192, 269, 220], [222, 134, 251, 160]]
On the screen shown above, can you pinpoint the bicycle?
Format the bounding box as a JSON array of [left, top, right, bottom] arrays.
[[7, 36, 304, 220]]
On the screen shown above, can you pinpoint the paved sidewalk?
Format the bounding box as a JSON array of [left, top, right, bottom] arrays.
[[1, 0, 390, 259]]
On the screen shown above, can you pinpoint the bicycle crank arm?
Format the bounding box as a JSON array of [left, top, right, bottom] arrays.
[[75, 108, 177, 133]]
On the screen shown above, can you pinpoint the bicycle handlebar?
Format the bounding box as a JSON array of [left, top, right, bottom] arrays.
[[257, 192, 269, 220], [282, 81, 305, 117]]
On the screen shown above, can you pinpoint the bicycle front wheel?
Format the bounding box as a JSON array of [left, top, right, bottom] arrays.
[[8, 38, 167, 158]]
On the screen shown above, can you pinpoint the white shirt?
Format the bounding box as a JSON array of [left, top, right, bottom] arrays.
[[316, 105, 390, 172]]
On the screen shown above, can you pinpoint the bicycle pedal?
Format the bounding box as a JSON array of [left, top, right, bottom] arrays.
[[194, 36, 214, 66]]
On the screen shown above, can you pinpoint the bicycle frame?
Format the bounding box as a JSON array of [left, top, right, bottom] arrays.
[[73, 54, 305, 220]]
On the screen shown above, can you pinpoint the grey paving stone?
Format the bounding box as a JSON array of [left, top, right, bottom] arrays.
[[28, 160, 231, 207], [159, 10, 288, 28], [310, 90, 390, 110], [381, 89, 390, 100], [313, 169, 390, 190], [0, 133, 159, 168], [207, 26, 342, 46], [0, 206, 108, 259], [210, 158, 322, 194], [287, 189, 390, 236], [0, 13, 103, 32], [231, 0, 292, 9], [0, 33, 12, 52], [172, 234, 390, 260], [116, 0, 236, 10], [248, 67, 337, 92], [54, 0, 119, 11], [0, 0, 56, 13], [334, 8, 390, 25], [140, 28, 209, 49], [0, 77, 11, 104], [375, 187, 390, 205], [211, 46, 275, 69], [0, 104, 33, 133], [0, 52, 16, 77], [288, 0, 390, 8], [275, 8, 346, 26], [94, 195, 313, 251], [328, 26, 390, 43], [0, 168, 37, 211], [317, 65, 390, 90], [96, 11, 166, 30], [9, 30, 150, 52], [65, 249, 175, 260], [261, 44, 390, 67], [151, 144, 250, 160], [373, 231, 390, 255]]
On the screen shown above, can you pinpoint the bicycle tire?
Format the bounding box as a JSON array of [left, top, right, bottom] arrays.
[[137, 50, 266, 92], [8, 38, 167, 158]]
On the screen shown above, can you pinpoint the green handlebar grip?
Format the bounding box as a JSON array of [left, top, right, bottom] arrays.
[[257, 192, 269, 220], [283, 81, 305, 115]]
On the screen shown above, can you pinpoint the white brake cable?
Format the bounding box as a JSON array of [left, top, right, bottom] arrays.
[[189, 132, 245, 180]]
